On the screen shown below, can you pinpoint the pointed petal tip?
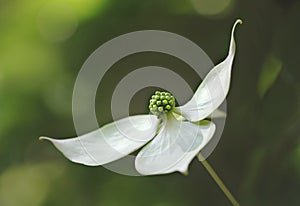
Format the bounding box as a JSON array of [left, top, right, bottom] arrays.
[[39, 136, 45, 141], [236, 19, 243, 25], [232, 19, 242, 34], [39, 136, 51, 141], [180, 169, 189, 176]]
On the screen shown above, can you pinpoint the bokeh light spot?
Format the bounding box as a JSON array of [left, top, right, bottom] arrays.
[[191, 0, 234, 16], [37, 1, 78, 42]]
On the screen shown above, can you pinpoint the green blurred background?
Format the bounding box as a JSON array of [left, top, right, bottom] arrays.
[[0, 0, 299, 205]]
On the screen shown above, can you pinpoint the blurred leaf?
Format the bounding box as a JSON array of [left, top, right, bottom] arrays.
[[257, 54, 282, 98], [292, 146, 300, 175]]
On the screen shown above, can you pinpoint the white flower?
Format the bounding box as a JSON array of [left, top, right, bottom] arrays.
[[40, 19, 242, 175]]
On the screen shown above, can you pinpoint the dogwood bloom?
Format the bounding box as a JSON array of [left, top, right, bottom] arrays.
[[40, 19, 242, 175]]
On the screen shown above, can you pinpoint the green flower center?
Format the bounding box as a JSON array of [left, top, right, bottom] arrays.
[[149, 91, 176, 116]]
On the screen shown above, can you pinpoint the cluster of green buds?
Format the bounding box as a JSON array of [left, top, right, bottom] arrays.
[[149, 91, 176, 116]]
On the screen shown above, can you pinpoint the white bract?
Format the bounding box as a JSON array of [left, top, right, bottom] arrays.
[[40, 19, 242, 175]]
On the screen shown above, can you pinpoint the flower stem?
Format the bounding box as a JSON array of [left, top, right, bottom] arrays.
[[198, 153, 240, 206]]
